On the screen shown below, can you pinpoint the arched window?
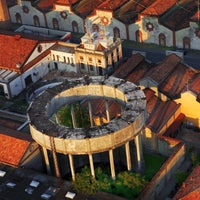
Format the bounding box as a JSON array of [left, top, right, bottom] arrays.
[[33, 15, 40, 27], [72, 21, 78, 32], [52, 18, 59, 30], [92, 24, 99, 32], [135, 30, 143, 43], [15, 13, 22, 24], [183, 37, 190, 49], [159, 33, 166, 46], [113, 27, 120, 38]]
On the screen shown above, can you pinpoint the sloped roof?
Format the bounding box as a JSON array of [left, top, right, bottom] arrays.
[[141, 0, 176, 16], [189, 73, 200, 102], [158, 63, 197, 99], [0, 33, 38, 73], [191, 10, 200, 22], [160, 0, 198, 31], [126, 55, 151, 85], [173, 166, 200, 200], [0, 128, 32, 166], [73, 0, 104, 18], [143, 88, 180, 134], [55, 0, 80, 5], [143, 88, 161, 115], [114, 0, 156, 24], [36, 0, 56, 12], [97, 0, 129, 11], [143, 53, 181, 84], [113, 53, 145, 79]]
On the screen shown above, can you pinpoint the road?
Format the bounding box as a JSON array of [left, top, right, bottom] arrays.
[[122, 46, 200, 70]]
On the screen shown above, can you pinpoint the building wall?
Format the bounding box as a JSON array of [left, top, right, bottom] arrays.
[[175, 91, 200, 127], [140, 142, 185, 200], [9, 1, 46, 27], [0, 0, 10, 22], [46, 5, 84, 33]]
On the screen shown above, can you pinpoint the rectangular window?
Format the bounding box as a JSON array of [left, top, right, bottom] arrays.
[[90, 65, 94, 71]]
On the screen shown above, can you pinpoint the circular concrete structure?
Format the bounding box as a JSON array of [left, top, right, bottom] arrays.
[[27, 76, 146, 155]]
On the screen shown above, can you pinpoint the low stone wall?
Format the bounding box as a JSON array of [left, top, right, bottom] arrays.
[[139, 140, 185, 200]]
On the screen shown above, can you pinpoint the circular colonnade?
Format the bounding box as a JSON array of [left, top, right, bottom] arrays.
[[27, 76, 146, 180]]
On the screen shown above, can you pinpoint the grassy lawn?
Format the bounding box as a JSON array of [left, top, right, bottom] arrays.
[[143, 152, 167, 181]]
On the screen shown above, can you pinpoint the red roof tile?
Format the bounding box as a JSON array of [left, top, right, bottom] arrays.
[[37, 0, 56, 11], [115, 0, 156, 24], [191, 10, 200, 21], [113, 53, 145, 79], [144, 53, 181, 84], [0, 132, 31, 166], [173, 166, 200, 200], [0, 33, 38, 73], [143, 88, 180, 133], [158, 63, 197, 99], [126, 55, 151, 85], [147, 100, 180, 133], [97, 0, 129, 11], [142, 0, 176, 16], [55, 0, 79, 5], [189, 73, 200, 102], [73, 0, 104, 17], [160, 0, 198, 30], [143, 88, 162, 115]]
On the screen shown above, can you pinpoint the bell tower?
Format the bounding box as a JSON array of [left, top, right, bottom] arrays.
[[0, 0, 10, 23]]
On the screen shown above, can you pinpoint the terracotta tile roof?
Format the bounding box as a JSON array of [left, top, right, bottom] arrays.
[[191, 10, 200, 21], [143, 53, 181, 84], [0, 33, 38, 73], [126, 55, 151, 85], [55, 0, 80, 5], [143, 88, 180, 134], [73, 0, 104, 18], [163, 113, 185, 136], [81, 99, 121, 120], [189, 73, 200, 102], [160, 0, 198, 30], [114, 0, 156, 24], [97, 0, 129, 11], [147, 100, 180, 133], [143, 88, 162, 115], [36, 0, 56, 11], [113, 53, 145, 79], [158, 63, 197, 99], [141, 0, 176, 16], [0, 130, 31, 166], [173, 166, 200, 200]]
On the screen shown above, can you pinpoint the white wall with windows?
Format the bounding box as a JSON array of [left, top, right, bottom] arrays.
[[9, 1, 46, 27]]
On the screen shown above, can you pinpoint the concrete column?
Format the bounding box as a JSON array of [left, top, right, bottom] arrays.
[[109, 149, 116, 180], [50, 137, 61, 178], [88, 101, 94, 127], [42, 146, 51, 175], [68, 154, 75, 181], [89, 154, 95, 178], [125, 142, 132, 171], [135, 133, 144, 171], [105, 100, 110, 122], [71, 104, 77, 128]]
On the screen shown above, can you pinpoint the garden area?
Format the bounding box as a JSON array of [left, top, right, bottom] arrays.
[[72, 152, 167, 199]]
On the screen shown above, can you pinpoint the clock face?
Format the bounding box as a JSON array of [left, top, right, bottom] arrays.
[[101, 16, 109, 26]]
